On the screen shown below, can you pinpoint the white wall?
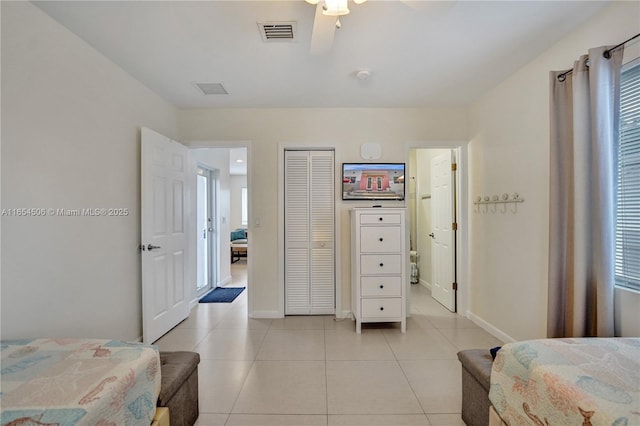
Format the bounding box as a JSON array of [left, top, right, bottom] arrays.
[[230, 175, 247, 231], [467, 1, 640, 341], [178, 108, 468, 316], [1, 2, 178, 341]]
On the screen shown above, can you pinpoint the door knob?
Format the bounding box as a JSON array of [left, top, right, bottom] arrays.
[[147, 244, 162, 251], [429, 233, 435, 239]]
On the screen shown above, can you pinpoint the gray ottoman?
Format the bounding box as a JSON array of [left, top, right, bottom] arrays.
[[158, 351, 200, 426], [457, 349, 494, 426]]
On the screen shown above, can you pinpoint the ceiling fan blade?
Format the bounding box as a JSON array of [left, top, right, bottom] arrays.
[[309, 3, 337, 55]]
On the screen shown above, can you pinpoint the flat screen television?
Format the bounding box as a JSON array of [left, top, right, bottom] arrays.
[[342, 163, 405, 201]]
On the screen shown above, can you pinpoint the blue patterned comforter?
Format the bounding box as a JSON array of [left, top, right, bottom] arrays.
[[1, 339, 161, 426], [489, 338, 640, 425]]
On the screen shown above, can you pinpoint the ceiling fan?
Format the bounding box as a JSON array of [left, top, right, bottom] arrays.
[[305, 0, 451, 55], [305, 0, 367, 55]]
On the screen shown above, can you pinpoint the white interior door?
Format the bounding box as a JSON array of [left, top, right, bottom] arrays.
[[309, 152, 335, 313], [284, 150, 335, 315], [430, 151, 456, 312], [141, 127, 190, 343]]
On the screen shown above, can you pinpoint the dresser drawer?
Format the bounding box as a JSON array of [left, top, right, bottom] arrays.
[[360, 226, 401, 253], [361, 298, 402, 318], [360, 213, 401, 225], [361, 276, 402, 297], [361, 254, 402, 275]]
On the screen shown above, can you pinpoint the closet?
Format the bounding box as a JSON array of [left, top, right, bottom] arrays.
[[284, 150, 335, 315]]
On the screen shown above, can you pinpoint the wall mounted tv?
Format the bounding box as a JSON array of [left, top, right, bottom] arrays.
[[342, 163, 405, 201]]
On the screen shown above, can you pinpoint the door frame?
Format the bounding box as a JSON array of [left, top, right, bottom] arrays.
[[184, 140, 253, 315], [278, 143, 342, 318], [405, 141, 469, 318]]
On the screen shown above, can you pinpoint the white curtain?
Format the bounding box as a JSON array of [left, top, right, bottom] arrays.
[[547, 46, 624, 338]]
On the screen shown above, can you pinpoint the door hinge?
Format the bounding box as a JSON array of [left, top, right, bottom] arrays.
[[452, 222, 458, 231], [452, 282, 458, 291], [451, 163, 457, 171]]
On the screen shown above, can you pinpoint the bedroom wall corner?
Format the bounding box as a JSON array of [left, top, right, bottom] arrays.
[[466, 1, 640, 341], [1, 1, 179, 341]]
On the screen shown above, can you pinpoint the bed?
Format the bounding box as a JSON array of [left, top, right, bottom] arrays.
[[1, 338, 161, 426], [230, 228, 247, 263], [489, 338, 640, 425]]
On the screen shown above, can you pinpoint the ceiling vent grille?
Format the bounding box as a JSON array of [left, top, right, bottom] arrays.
[[194, 82, 228, 95], [258, 21, 296, 42]]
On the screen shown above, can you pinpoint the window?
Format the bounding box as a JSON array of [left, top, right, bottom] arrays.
[[616, 60, 640, 291], [241, 187, 248, 226]]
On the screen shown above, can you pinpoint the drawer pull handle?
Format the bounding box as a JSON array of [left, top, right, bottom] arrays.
[[379, 217, 383, 221], [379, 237, 384, 242], [379, 263, 384, 267], [379, 284, 384, 289], [380, 307, 384, 311]]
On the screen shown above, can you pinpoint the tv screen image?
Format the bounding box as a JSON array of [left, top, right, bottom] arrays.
[[342, 163, 405, 201]]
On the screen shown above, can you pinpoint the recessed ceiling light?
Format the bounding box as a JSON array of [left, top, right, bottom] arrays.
[[236, 159, 244, 163]]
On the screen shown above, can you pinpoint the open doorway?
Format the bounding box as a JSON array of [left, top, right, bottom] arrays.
[[189, 146, 249, 306], [408, 148, 459, 313]]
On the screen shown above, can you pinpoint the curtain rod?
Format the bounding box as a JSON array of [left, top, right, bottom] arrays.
[[604, 33, 640, 59], [557, 32, 640, 82]]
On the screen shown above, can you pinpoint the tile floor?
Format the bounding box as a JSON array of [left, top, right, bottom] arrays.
[[155, 261, 503, 426]]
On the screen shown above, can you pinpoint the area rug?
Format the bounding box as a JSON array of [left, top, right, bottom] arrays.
[[199, 287, 245, 303]]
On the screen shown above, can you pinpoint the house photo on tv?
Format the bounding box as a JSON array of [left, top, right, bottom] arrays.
[[342, 163, 405, 201]]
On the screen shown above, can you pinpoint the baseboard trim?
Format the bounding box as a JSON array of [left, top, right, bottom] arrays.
[[467, 311, 516, 343], [419, 279, 431, 291], [249, 310, 284, 319], [338, 310, 353, 320]]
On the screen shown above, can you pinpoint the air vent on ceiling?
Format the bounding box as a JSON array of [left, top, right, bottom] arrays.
[[194, 82, 228, 95], [258, 21, 296, 42]]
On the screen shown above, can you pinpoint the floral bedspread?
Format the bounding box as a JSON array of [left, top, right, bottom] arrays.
[[0, 339, 161, 426], [489, 338, 640, 426]]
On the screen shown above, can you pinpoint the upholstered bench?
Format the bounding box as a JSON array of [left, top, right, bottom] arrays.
[[457, 349, 494, 426], [158, 351, 200, 426]]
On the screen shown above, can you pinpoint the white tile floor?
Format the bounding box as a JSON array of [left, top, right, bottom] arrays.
[[155, 261, 502, 426]]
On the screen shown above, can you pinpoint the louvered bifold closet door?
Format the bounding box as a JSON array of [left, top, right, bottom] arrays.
[[285, 151, 311, 314], [310, 152, 335, 314], [284, 150, 335, 315]]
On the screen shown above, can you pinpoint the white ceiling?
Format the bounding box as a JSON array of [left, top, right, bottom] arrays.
[[229, 147, 248, 175], [34, 1, 609, 109]]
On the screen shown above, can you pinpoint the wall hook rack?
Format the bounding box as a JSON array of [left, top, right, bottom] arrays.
[[474, 193, 524, 214]]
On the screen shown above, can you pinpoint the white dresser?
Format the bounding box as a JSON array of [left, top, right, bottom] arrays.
[[351, 207, 407, 333]]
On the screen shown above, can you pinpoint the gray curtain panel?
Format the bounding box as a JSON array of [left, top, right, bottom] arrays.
[[548, 46, 624, 338]]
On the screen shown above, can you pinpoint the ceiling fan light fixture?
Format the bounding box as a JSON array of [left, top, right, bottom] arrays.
[[323, 0, 350, 16]]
